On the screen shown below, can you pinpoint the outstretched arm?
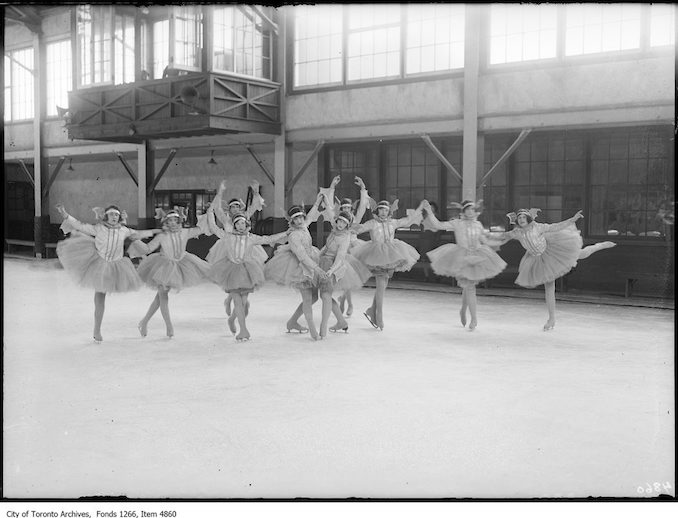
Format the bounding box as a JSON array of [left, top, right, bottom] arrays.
[[304, 192, 325, 226], [212, 180, 230, 228], [544, 210, 584, 233], [393, 201, 426, 229], [206, 203, 226, 239], [56, 204, 97, 236], [420, 200, 453, 231], [353, 176, 370, 224]]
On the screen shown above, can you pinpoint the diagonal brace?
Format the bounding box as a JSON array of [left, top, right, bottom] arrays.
[[42, 156, 66, 197], [285, 141, 325, 195], [421, 134, 463, 183], [246, 145, 275, 185], [18, 160, 35, 187], [479, 129, 532, 186], [115, 153, 139, 187], [148, 148, 177, 193]]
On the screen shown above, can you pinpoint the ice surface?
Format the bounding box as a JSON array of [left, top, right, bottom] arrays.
[[3, 258, 674, 499]]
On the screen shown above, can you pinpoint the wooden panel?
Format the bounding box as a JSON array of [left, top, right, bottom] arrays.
[[67, 71, 281, 142]]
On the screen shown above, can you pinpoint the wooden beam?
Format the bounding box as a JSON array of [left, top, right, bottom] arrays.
[[285, 140, 324, 194], [41, 156, 66, 198], [246, 145, 275, 185], [251, 5, 278, 35], [18, 160, 35, 188], [115, 153, 139, 186], [421, 134, 463, 183], [478, 129, 532, 186], [148, 148, 177, 193]]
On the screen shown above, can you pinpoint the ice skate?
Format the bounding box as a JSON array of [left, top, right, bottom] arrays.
[[286, 321, 309, 333], [138, 321, 147, 338], [364, 308, 378, 329], [543, 319, 555, 331], [459, 308, 467, 327]]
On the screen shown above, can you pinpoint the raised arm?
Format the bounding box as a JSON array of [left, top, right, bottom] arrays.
[[304, 192, 325, 226], [353, 176, 370, 224], [56, 204, 97, 236], [544, 210, 584, 233], [420, 200, 453, 231], [393, 201, 425, 229], [212, 180, 230, 228], [206, 203, 226, 239]]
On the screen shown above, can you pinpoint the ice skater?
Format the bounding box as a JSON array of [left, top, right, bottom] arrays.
[[264, 195, 328, 340], [208, 179, 267, 318], [493, 208, 616, 330], [55, 203, 161, 343], [132, 208, 210, 339], [350, 178, 424, 330], [421, 199, 507, 331], [205, 206, 289, 341], [316, 205, 372, 338]]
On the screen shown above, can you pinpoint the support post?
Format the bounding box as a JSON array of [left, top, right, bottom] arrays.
[[462, 5, 481, 201], [246, 145, 275, 185], [148, 148, 177, 193], [115, 152, 139, 186], [41, 156, 66, 198], [478, 129, 532, 187]]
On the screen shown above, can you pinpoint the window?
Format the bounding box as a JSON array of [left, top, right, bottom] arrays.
[[152, 19, 169, 79], [347, 5, 401, 82], [46, 40, 73, 117], [4, 47, 35, 121], [490, 3, 557, 64], [77, 5, 113, 86], [565, 4, 641, 56], [326, 147, 380, 207], [293, 4, 343, 87], [650, 4, 675, 47], [480, 137, 511, 229], [174, 6, 202, 71], [406, 4, 465, 74], [589, 128, 673, 239], [513, 133, 585, 225], [114, 14, 135, 84], [213, 6, 272, 79], [384, 142, 441, 216], [154, 190, 215, 227]]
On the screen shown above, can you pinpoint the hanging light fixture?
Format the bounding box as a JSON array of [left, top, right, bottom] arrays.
[[208, 150, 218, 165], [66, 158, 74, 172]]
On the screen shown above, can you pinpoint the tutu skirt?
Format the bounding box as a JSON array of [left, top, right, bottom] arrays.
[[137, 253, 210, 291], [427, 243, 506, 287], [352, 239, 419, 275], [208, 258, 265, 293], [515, 228, 583, 288], [206, 240, 268, 265], [57, 236, 141, 293], [317, 254, 372, 293], [264, 244, 320, 289]]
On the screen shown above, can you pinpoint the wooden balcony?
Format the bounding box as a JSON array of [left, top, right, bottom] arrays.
[[66, 72, 281, 143]]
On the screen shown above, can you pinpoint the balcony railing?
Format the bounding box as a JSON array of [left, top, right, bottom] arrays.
[[66, 71, 281, 142]]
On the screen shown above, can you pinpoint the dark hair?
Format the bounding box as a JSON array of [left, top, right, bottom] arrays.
[[287, 205, 305, 219], [340, 198, 353, 207], [513, 211, 534, 225], [103, 205, 121, 222]]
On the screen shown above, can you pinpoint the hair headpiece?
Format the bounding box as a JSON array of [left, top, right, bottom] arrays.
[[335, 211, 353, 226], [231, 211, 250, 227], [506, 208, 541, 225], [155, 206, 188, 224], [286, 205, 306, 221], [228, 198, 246, 209], [93, 205, 128, 225]]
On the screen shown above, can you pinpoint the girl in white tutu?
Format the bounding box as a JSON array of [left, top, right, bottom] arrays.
[[421, 199, 507, 331], [205, 207, 289, 341], [55, 204, 161, 343], [317, 175, 371, 318], [207, 180, 267, 317], [316, 205, 372, 338], [495, 208, 616, 330], [264, 195, 328, 340], [351, 179, 425, 330], [133, 208, 210, 339]]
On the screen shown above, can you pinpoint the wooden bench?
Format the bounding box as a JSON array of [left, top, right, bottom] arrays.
[[617, 271, 672, 298], [5, 239, 35, 255]]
